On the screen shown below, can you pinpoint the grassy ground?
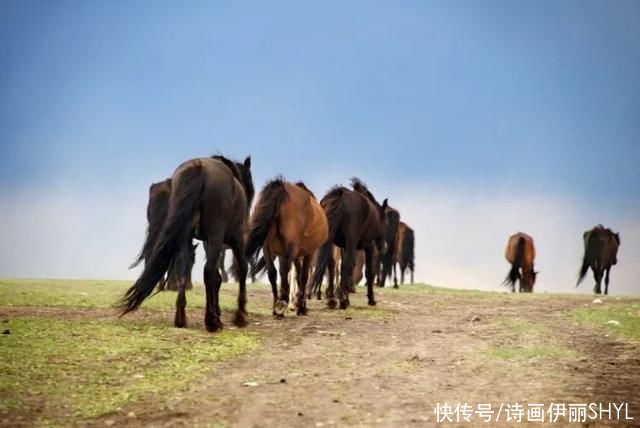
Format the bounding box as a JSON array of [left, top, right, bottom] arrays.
[[1, 278, 638, 426]]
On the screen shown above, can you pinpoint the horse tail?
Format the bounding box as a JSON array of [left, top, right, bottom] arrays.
[[120, 164, 204, 314], [577, 232, 602, 286], [503, 236, 525, 288], [311, 191, 344, 292], [250, 256, 268, 278], [245, 178, 288, 261], [129, 185, 171, 269]]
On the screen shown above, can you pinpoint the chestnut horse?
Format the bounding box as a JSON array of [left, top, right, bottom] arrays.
[[577, 224, 620, 295], [310, 178, 388, 309], [503, 232, 537, 292], [121, 155, 254, 332], [246, 179, 328, 316], [394, 222, 415, 285]]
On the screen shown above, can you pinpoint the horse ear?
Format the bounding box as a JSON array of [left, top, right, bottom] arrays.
[[381, 198, 388, 210], [243, 156, 251, 169]]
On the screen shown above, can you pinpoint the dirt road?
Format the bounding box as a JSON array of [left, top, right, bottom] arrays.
[[78, 286, 639, 427]]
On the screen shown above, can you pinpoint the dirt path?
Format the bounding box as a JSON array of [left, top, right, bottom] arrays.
[[63, 287, 637, 428]]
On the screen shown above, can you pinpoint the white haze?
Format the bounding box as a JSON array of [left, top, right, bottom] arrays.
[[0, 182, 638, 296]]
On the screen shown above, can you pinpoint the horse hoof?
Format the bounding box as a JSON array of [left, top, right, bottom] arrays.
[[393, 285, 398, 289], [274, 300, 287, 316], [327, 298, 338, 310], [205, 321, 223, 333], [233, 310, 248, 328], [339, 300, 349, 310], [368, 299, 377, 306], [297, 306, 308, 316]]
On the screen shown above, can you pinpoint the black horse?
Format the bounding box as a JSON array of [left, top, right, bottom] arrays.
[[577, 224, 620, 295], [310, 178, 387, 310], [121, 155, 254, 332], [378, 205, 400, 288]]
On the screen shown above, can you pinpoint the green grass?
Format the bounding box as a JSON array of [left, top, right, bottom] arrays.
[[573, 302, 640, 340], [483, 317, 576, 361], [0, 317, 259, 422], [0, 279, 250, 312], [485, 344, 575, 360]]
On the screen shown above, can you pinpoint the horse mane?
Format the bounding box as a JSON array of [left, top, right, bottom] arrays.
[[295, 181, 315, 198], [211, 154, 255, 207], [350, 177, 380, 206], [211, 155, 242, 182]]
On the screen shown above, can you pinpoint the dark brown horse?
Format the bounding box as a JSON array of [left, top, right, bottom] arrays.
[[246, 179, 328, 316], [121, 155, 254, 332], [503, 232, 537, 292], [577, 224, 620, 295], [310, 178, 388, 309], [131, 179, 236, 291], [377, 205, 400, 288], [394, 221, 415, 285]]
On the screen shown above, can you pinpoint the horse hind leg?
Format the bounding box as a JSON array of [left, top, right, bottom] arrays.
[[288, 258, 302, 312], [604, 266, 611, 295], [364, 245, 377, 307], [203, 239, 224, 332], [174, 285, 187, 328], [229, 236, 249, 328], [297, 256, 311, 316], [274, 249, 294, 317]]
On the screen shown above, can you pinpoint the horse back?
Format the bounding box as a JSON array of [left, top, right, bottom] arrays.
[[505, 233, 535, 265]]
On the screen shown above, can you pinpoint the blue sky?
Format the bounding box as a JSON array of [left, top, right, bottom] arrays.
[[0, 1, 638, 291]]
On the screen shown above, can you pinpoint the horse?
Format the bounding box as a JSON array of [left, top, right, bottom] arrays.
[[120, 155, 254, 332], [503, 232, 537, 292], [394, 222, 415, 285], [310, 178, 388, 309], [246, 179, 328, 316], [377, 206, 400, 288], [577, 224, 620, 295], [312, 247, 364, 298], [130, 178, 232, 291]]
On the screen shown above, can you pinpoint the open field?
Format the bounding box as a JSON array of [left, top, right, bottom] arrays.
[[1, 279, 638, 427]]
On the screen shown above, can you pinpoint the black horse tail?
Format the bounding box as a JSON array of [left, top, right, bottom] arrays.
[[129, 186, 171, 269], [245, 178, 288, 261], [403, 227, 415, 270], [120, 164, 204, 314], [577, 233, 601, 286], [311, 190, 344, 292], [249, 256, 268, 278], [504, 236, 525, 288]]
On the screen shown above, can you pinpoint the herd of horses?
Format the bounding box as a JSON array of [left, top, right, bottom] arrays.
[[121, 155, 415, 331], [503, 225, 621, 295], [120, 154, 620, 332]]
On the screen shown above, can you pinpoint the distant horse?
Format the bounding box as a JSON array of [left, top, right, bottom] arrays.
[[310, 178, 388, 309], [247, 179, 328, 316], [394, 222, 415, 285], [503, 232, 537, 293], [577, 224, 620, 295], [121, 155, 254, 332], [377, 206, 400, 288]]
